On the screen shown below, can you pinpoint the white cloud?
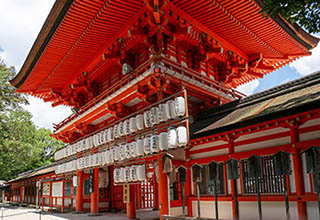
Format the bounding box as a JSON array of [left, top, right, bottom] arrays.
[[236, 79, 260, 96], [0, 0, 55, 69], [0, 0, 69, 130], [23, 96, 71, 130], [290, 43, 320, 76]]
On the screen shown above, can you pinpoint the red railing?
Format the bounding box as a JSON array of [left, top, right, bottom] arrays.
[[162, 57, 245, 99]]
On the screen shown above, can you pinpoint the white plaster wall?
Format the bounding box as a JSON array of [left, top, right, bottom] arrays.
[[236, 127, 288, 142], [239, 201, 297, 220], [307, 202, 319, 220], [190, 141, 226, 152], [170, 206, 188, 216], [300, 118, 320, 128], [98, 202, 108, 208], [83, 202, 91, 209], [192, 201, 233, 219], [300, 130, 320, 142], [65, 198, 72, 206], [235, 136, 291, 153], [191, 148, 228, 159]]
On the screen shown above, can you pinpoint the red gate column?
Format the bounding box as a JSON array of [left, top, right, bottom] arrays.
[[127, 185, 136, 219], [153, 172, 159, 210], [158, 156, 169, 219], [90, 168, 99, 214], [76, 170, 84, 212], [290, 126, 307, 220]]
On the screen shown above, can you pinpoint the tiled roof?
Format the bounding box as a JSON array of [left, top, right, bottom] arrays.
[[192, 70, 320, 139]]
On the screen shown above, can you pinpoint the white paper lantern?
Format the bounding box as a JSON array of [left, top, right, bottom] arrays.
[[144, 136, 151, 154], [136, 114, 144, 131], [118, 121, 124, 137], [130, 141, 137, 157], [124, 167, 131, 182], [130, 165, 137, 182], [168, 100, 177, 119], [119, 167, 125, 182], [175, 96, 186, 117], [123, 119, 130, 136], [104, 129, 108, 143], [136, 138, 144, 156], [150, 107, 160, 126], [159, 103, 169, 122], [143, 111, 152, 128], [159, 132, 169, 151], [119, 144, 126, 161], [114, 146, 120, 161], [100, 131, 105, 145], [177, 126, 188, 146], [129, 117, 137, 133], [111, 147, 115, 163], [85, 155, 90, 168], [168, 127, 177, 149], [137, 165, 146, 181], [151, 134, 159, 153], [125, 144, 131, 159], [107, 127, 114, 142], [93, 134, 97, 147], [114, 124, 119, 138], [104, 150, 109, 164], [114, 168, 120, 183]]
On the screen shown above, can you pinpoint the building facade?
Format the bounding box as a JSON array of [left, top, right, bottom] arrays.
[[8, 0, 319, 219]]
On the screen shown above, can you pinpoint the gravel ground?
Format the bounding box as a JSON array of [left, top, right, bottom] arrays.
[[0, 204, 159, 220]]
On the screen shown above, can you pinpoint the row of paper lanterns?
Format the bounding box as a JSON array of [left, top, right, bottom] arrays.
[[114, 165, 146, 183], [54, 96, 186, 161], [55, 126, 188, 174]]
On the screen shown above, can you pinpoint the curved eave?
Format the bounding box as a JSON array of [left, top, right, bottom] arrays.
[[9, 0, 74, 89], [255, 0, 319, 50]]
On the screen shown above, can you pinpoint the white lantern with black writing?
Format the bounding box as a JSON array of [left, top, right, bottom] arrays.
[[159, 103, 169, 122], [129, 117, 137, 133], [177, 126, 188, 147], [151, 133, 160, 153], [150, 107, 160, 126], [136, 114, 144, 131], [144, 135, 151, 155], [144, 111, 152, 128], [168, 127, 177, 149], [136, 138, 144, 156], [159, 132, 168, 151]]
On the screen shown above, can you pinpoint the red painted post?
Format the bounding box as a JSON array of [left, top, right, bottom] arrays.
[[127, 184, 136, 219], [90, 168, 99, 214], [153, 171, 159, 210], [290, 126, 307, 220], [62, 180, 65, 213], [76, 170, 84, 212], [158, 156, 169, 220]]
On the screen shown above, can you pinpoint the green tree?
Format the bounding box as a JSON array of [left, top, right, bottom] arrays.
[[0, 59, 64, 181], [261, 0, 320, 33]]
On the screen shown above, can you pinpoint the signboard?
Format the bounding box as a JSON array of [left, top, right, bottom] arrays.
[[123, 184, 130, 203]]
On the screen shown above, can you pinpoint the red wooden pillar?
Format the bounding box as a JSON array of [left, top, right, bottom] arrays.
[[62, 180, 65, 213], [290, 126, 307, 220], [158, 156, 169, 220], [90, 168, 99, 214], [127, 185, 136, 219], [153, 171, 159, 210], [76, 170, 84, 212]]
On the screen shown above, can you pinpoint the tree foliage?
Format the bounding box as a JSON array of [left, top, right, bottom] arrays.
[[0, 59, 64, 181], [261, 0, 320, 33]]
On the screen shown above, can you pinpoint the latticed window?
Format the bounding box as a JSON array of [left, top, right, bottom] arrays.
[[241, 155, 285, 194], [199, 165, 225, 195]]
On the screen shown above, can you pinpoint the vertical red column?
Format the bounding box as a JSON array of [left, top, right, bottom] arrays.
[[153, 172, 159, 210], [90, 168, 99, 214], [158, 156, 169, 220], [61, 180, 65, 213], [127, 185, 136, 219], [290, 126, 307, 220], [76, 170, 84, 212]]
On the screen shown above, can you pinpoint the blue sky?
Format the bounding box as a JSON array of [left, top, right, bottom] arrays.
[[0, 0, 319, 129]]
